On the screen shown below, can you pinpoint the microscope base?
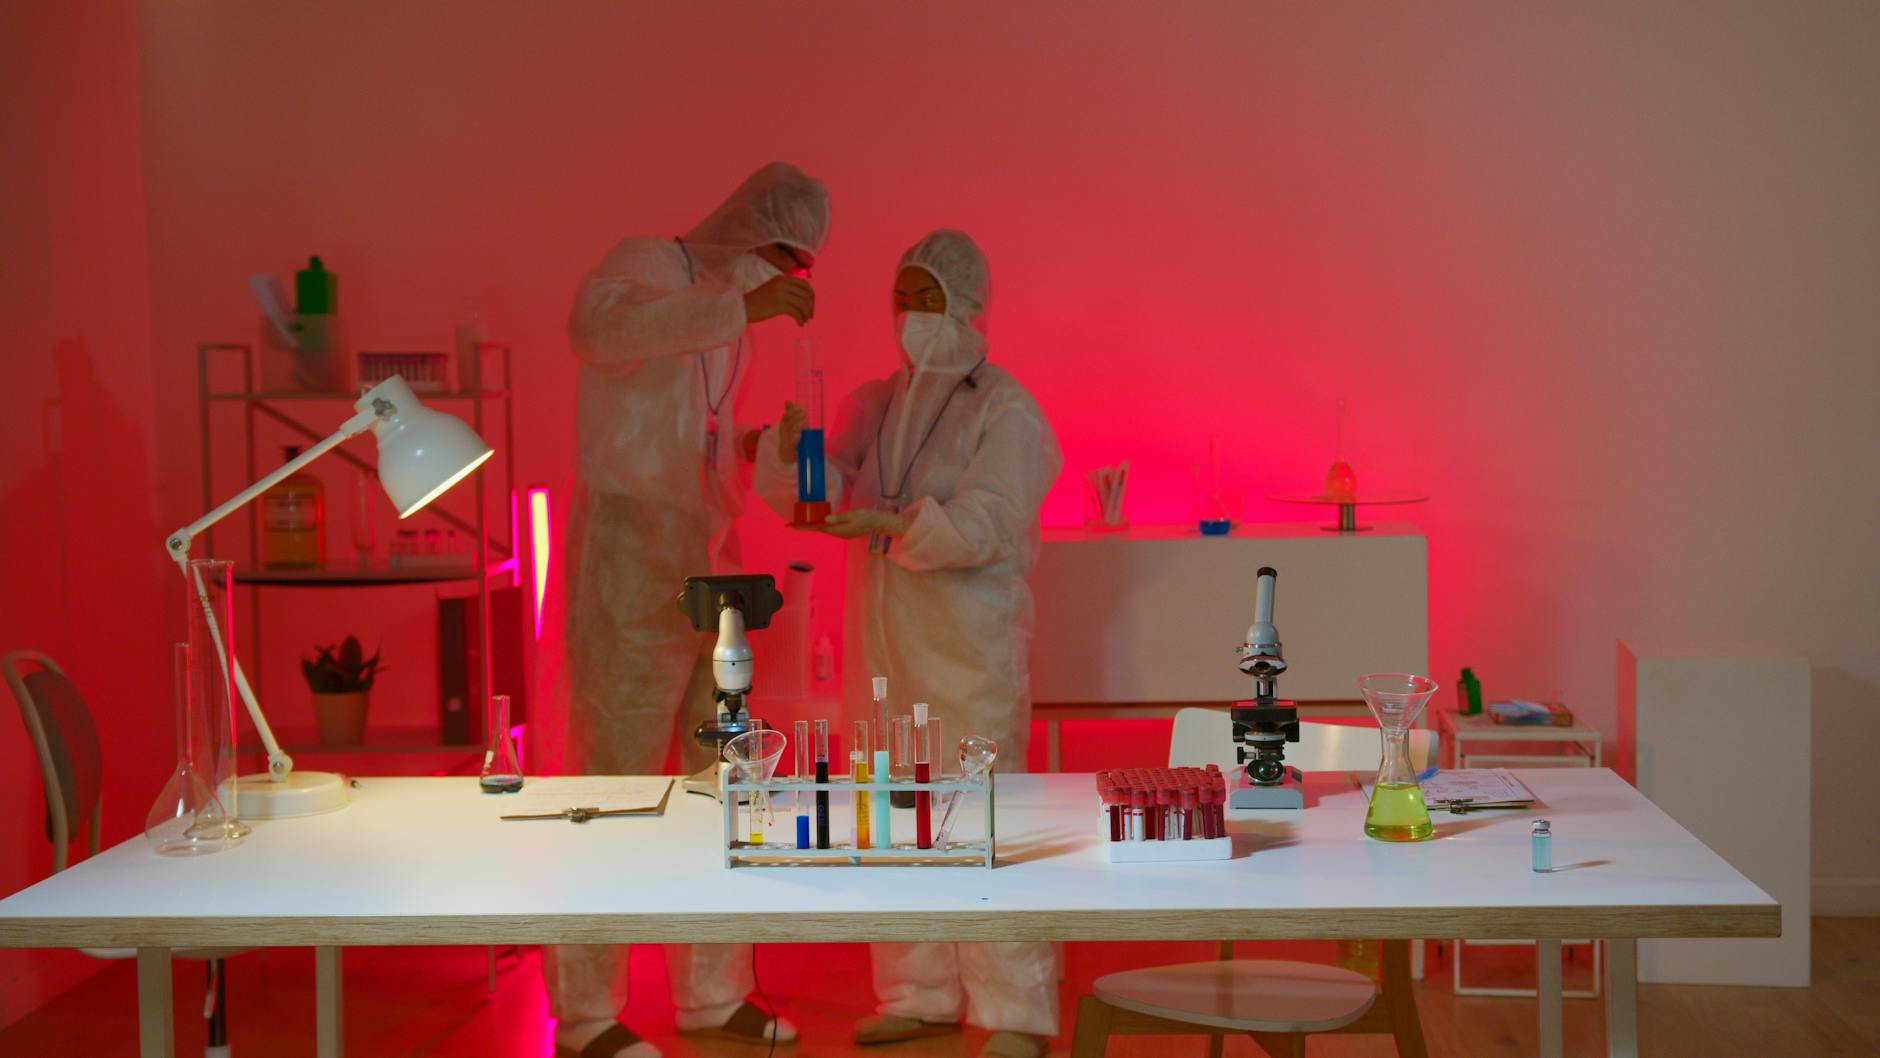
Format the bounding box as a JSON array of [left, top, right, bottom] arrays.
[[684, 762, 724, 800], [1229, 767, 1305, 810]]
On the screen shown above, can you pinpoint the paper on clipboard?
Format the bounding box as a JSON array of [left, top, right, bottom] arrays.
[[505, 776, 674, 818], [1362, 768, 1536, 810]]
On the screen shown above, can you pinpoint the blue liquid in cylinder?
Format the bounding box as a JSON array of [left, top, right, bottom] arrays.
[[797, 428, 826, 502]]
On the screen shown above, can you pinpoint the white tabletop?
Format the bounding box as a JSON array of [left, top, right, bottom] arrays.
[[0, 770, 1775, 949]]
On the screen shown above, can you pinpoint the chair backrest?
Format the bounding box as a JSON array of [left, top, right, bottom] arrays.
[[1169, 707, 1438, 775], [4, 650, 105, 872]]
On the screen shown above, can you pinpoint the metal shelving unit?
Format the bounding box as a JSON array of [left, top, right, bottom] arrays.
[[195, 342, 518, 754]]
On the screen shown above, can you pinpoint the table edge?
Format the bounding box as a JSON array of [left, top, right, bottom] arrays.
[[0, 902, 1779, 949]]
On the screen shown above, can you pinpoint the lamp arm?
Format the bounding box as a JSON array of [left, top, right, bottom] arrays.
[[164, 407, 375, 565], [164, 406, 376, 784]]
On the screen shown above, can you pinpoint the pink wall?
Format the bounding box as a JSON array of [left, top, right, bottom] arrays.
[[0, 2, 169, 1020], [119, 2, 1880, 905]]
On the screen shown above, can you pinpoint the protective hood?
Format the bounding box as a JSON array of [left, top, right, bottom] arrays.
[[682, 162, 831, 281], [896, 229, 989, 375]]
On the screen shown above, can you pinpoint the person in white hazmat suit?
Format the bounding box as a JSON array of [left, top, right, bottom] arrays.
[[756, 230, 1063, 1058], [551, 163, 829, 1058]]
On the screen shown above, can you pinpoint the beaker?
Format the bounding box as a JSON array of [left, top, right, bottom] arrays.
[[184, 559, 249, 844], [145, 643, 235, 856], [479, 694, 523, 792], [1358, 673, 1439, 842], [793, 337, 830, 526]]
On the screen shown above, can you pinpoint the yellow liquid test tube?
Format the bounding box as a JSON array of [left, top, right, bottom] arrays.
[[852, 719, 872, 848]]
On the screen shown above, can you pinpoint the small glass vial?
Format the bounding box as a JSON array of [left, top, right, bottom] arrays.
[[1531, 819, 1553, 872]]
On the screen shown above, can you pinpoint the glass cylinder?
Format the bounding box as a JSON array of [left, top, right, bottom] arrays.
[[184, 559, 249, 844], [144, 643, 234, 855], [1359, 673, 1438, 842], [793, 337, 829, 525]]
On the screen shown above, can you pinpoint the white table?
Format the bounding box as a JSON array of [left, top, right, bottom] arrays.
[[0, 770, 1775, 1058], [1028, 523, 1428, 768]]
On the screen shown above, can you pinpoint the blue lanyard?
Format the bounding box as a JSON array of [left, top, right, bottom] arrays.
[[874, 359, 986, 503]]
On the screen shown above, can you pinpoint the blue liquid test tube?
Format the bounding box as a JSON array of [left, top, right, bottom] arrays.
[[793, 720, 811, 850]]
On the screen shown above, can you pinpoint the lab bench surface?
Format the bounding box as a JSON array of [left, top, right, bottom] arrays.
[[0, 770, 1775, 1058]]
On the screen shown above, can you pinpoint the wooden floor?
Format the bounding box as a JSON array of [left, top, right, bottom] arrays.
[[1, 919, 1874, 1057]]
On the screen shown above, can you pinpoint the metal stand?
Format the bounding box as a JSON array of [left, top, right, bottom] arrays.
[[1228, 766, 1305, 809]]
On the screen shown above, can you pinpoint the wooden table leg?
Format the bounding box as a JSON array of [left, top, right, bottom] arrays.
[[1536, 938, 1563, 1058], [136, 947, 175, 1058], [1605, 938, 1638, 1058], [316, 945, 344, 1058]]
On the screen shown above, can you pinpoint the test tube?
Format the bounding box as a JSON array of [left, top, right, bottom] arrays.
[[814, 719, 831, 849], [793, 720, 811, 850], [1129, 790, 1148, 841], [852, 719, 872, 849], [747, 718, 768, 845], [891, 715, 914, 811], [793, 337, 830, 526], [871, 677, 892, 848], [1154, 788, 1171, 841], [912, 703, 933, 849]]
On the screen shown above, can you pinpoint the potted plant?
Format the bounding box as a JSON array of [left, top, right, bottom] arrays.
[[302, 636, 382, 746]]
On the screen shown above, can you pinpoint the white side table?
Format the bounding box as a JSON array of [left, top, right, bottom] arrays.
[[1436, 708, 1604, 998]]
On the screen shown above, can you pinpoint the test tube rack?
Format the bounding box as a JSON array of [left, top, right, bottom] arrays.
[[720, 770, 996, 869]]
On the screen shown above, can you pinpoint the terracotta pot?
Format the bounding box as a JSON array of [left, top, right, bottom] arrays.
[[312, 691, 369, 746]]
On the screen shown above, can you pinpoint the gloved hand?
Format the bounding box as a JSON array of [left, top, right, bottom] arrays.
[[818, 507, 911, 540], [743, 275, 815, 325], [777, 402, 807, 464]]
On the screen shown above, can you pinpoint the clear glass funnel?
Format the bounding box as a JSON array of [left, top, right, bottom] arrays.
[[724, 727, 787, 844], [933, 735, 998, 848], [1358, 673, 1438, 842]]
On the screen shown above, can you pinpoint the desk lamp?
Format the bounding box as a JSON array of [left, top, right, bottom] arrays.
[[164, 376, 493, 818]]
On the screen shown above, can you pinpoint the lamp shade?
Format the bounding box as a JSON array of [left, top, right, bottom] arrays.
[[355, 376, 494, 517]]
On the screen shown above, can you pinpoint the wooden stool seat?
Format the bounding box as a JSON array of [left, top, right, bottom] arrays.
[[1093, 959, 1376, 1033]]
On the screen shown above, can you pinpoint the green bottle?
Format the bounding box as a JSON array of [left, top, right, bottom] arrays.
[[1459, 667, 1483, 715], [295, 255, 337, 315]]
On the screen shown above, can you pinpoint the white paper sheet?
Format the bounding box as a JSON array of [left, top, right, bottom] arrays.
[[504, 776, 674, 817], [1362, 768, 1535, 808]]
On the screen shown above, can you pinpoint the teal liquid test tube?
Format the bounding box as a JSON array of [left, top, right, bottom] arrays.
[[871, 676, 892, 848]]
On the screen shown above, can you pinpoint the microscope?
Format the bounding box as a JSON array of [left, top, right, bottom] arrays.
[[676, 573, 785, 798], [1229, 566, 1305, 809]]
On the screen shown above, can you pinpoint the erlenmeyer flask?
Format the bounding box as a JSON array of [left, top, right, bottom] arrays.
[[723, 727, 787, 845], [185, 560, 249, 844], [145, 643, 234, 856], [1358, 674, 1439, 842], [479, 694, 523, 792]]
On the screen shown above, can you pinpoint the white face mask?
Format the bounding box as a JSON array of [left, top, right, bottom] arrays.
[[897, 310, 950, 369], [733, 254, 782, 293]]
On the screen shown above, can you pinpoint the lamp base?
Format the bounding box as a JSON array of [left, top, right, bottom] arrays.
[[230, 770, 352, 819]]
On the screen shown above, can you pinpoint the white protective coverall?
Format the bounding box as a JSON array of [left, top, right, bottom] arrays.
[[754, 230, 1064, 1036], [552, 163, 830, 1030]]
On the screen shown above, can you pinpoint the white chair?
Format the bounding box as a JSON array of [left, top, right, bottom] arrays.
[[1072, 710, 1434, 1058], [6, 649, 254, 1057]]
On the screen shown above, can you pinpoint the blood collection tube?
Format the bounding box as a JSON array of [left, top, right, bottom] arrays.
[[814, 719, 831, 849], [913, 703, 933, 849], [1180, 788, 1197, 840], [852, 719, 872, 849], [1106, 785, 1123, 842], [1129, 790, 1148, 841], [793, 720, 811, 849], [1155, 788, 1172, 842]]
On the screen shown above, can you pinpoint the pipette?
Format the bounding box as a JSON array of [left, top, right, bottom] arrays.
[[871, 676, 892, 848], [912, 703, 933, 849], [814, 719, 831, 849]]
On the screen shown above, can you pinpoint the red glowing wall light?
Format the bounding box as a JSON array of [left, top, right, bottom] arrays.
[[527, 486, 552, 641]]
